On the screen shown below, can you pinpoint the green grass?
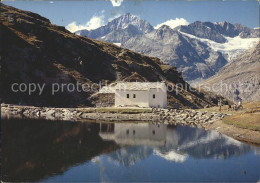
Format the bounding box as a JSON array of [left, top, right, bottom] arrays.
[[198, 101, 260, 131], [223, 113, 260, 131]]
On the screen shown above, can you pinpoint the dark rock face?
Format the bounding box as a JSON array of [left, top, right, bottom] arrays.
[[0, 3, 220, 108]]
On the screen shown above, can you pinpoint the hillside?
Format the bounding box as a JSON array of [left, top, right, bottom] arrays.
[[0, 3, 223, 108], [201, 43, 260, 102]]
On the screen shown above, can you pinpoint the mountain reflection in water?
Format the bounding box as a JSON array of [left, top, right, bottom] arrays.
[[99, 123, 252, 166], [2, 118, 260, 182]]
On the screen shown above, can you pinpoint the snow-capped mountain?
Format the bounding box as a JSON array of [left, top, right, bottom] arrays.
[[75, 14, 259, 81], [105, 125, 251, 166], [100, 24, 143, 43], [75, 13, 154, 40], [176, 21, 259, 43], [123, 25, 228, 80], [180, 31, 259, 61]]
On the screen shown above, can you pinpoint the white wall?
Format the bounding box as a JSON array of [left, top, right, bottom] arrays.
[[98, 123, 167, 146], [149, 88, 167, 108], [149, 124, 167, 141], [115, 123, 150, 139], [115, 90, 150, 107], [115, 86, 167, 108], [115, 123, 166, 140]]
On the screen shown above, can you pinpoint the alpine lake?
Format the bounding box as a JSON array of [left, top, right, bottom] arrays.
[[1, 117, 260, 182]]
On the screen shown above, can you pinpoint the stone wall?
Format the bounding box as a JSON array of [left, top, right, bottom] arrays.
[[94, 93, 115, 107]]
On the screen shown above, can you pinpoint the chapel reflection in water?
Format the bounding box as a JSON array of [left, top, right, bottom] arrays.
[[2, 118, 255, 182]]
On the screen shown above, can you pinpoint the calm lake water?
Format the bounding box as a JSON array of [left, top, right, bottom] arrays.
[[1, 118, 260, 182]]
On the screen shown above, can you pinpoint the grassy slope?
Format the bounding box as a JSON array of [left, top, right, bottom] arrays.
[[198, 101, 260, 131], [223, 113, 260, 131]]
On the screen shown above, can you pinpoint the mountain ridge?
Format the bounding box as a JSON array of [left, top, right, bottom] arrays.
[[75, 13, 154, 39], [75, 13, 259, 81]]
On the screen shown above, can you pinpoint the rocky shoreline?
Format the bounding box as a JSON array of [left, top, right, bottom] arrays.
[[3, 103, 260, 145], [1, 104, 227, 128]]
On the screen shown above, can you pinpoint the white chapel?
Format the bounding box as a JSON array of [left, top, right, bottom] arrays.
[[99, 82, 167, 108]]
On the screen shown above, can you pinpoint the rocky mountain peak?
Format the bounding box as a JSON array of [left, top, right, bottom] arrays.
[[110, 13, 138, 27], [212, 21, 259, 38], [117, 13, 138, 22], [217, 21, 229, 26], [152, 25, 178, 40], [157, 25, 172, 30], [109, 13, 154, 33], [75, 13, 154, 39], [178, 21, 227, 43]]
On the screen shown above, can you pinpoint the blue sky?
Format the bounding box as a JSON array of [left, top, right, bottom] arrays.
[[3, 0, 259, 32]]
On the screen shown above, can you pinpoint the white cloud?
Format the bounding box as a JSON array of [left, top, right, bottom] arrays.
[[154, 150, 188, 163], [66, 11, 105, 32], [155, 18, 189, 29], [110, 0, 124, 7]]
